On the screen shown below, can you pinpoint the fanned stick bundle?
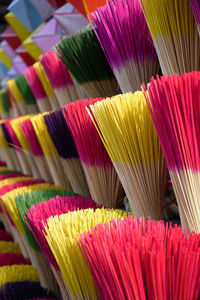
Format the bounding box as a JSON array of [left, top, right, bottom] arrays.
[[0, 89, 9, 119], [44, 110, 89, 196], [15, 75, 39, 114], [91, 0, 160, 93], [25, 66, 51, 113], [25, 195, 98, 299], [0, 253, 31, 266], [33, 62, 60, 111], [79, 216, 200, 300], [7, 79, 28, 115], [39, 50, 79, 107], [0, 172, 23, 228], [5, 118, 33, 176], [0, 122, 21, 171], [15, 189, 75, 292], [31, 114, 71, 187], [0, 183, 56, 241], [20, 119, 53, 181], [63, 98, 123, 207], [0, 180, 45, 257], [140, 0, 200, 75], [14, 187, 70, 291], [10, 117, 41, 178], [55, 26, 119, 98], [3, 185, 67, 245], [89, 92, 167, 219], [3, 281, 56, 300], [44, 208, 128, 300], [143, 71, 200, 233], [16, 190, 75, 250]]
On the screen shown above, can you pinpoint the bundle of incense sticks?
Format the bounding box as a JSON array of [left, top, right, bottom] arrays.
[[6, 78, 28, 115], [15, 75, 39, 114], [0, 176, 31, 233], [0, 179, 46, 243], [7, 89, 16, 118], [0, 124, 17, 170], [25, 66, 51, 113], [91, 0, 160, 93], [79, 216, 200, 300], [3, 281, 56, 300], [31, 113, 71, 187], [24, 195, 98, 298], [10, 117, 41, 178], [39, 50, 79, 107], [20, 118, 53, 182], [63, 98, 123, 207], [143, 71, 200, 233], [33, 62, 60, 111], [43, 110, 90, 196], [43, 208, 128, 299], [14, 189, 75, 292], [55, 25, 120, 98], [0, 179, 45, 256], [89, 91, 168, 219], [0, 169, 24, 227], [140, 0, 200, 75], [0, 183, 54, 249], [0, 89, 9, 119], [1, 121, 22, 171], [5, 118, 34, 176]]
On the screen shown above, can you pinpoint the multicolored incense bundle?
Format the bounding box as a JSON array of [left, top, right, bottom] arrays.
[[55, 26, 119, 98], [0, 123, 21, 171], [4, 117, 34, 176], [15, 75, 39, 114], [10, 117, 41, 178], [143, 71, 200, 233], [14, 188, 73, 292], [79, 216, 200, 300], [0, 180, 45, 256], [43, 110, 90, 196], [20, 118, 53, 182], [89, 91, 167, 219], [140, 0, 200, 75], [33, 62, 60, 111], [39, 50, 78, 107], [92, 0, 160, 93], [44, 208, 128, 299], [7, 79, 28, 115], [63, 98, 123, 207], [25, 66, 51, 113], [31, 113, 70, 187], [26, 195, 99, 299]]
